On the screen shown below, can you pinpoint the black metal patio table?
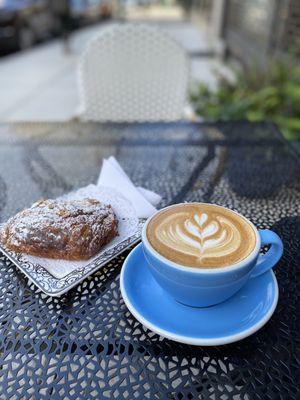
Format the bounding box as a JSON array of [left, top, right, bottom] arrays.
[[0, 121, 299, 400]]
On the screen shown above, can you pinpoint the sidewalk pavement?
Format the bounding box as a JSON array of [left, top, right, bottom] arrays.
[[0, 19, 233, 122]]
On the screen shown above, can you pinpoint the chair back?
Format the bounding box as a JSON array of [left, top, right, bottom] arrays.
[[78, 24, 190, 122]]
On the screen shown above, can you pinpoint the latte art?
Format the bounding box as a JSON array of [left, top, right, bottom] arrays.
[[157, 212, 242, 261], [147, 204, 256, 268]]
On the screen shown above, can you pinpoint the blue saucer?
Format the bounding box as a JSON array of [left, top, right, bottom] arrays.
[[120, 243, 279, 346]]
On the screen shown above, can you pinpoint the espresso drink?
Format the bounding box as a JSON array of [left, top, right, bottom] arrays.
[[146, 203, 256, 268]]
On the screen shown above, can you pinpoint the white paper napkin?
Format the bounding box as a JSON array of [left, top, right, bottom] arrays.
[[97, 156, 161, 218], [104, 156, 161, 206]]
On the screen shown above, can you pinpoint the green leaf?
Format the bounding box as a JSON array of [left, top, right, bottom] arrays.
[[246, 111, 265, 121], [189, 59, 300, 141], [277, 117, 300, 131], [283, 83, 300, 101]]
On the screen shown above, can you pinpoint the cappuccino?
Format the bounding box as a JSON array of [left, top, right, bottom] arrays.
[[146, 203, 256, 269]]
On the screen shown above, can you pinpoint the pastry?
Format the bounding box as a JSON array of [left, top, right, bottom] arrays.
[[0, 198, 118, 260]]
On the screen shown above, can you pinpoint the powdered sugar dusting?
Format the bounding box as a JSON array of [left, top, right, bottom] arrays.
[[2, 198, 116, 252], [1, 185, 138, 279]]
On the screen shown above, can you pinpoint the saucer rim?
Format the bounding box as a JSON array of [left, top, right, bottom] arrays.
[[120, 243, 279, 346]]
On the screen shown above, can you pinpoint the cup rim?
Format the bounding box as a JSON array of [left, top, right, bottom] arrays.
[[142, 202, 261, 274]]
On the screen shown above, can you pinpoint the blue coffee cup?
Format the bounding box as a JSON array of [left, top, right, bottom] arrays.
[[142, 203, 283, 307]]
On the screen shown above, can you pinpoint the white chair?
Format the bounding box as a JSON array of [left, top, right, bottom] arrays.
[[78, 24, 190, 122]]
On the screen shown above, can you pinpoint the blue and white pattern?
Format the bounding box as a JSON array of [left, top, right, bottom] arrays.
[[0, 185, 143, 296]]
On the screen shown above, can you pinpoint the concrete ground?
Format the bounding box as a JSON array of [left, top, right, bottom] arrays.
[[0, 11, 233, 122]]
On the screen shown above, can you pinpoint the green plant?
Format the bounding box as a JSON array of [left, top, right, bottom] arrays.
[[190, 60, 300, 141]]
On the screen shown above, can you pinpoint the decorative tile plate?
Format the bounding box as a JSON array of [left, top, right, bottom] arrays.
[[0, 185, 145, 296], [0, 219, 144, 296]]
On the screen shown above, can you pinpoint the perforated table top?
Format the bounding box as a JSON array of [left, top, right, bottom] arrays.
[[0, 122, 299, 399]]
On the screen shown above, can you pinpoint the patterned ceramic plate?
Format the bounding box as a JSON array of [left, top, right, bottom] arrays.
[[0, 186, 144, 296]]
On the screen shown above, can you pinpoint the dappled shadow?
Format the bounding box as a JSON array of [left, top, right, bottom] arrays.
[[225, 144, 299, 199]]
